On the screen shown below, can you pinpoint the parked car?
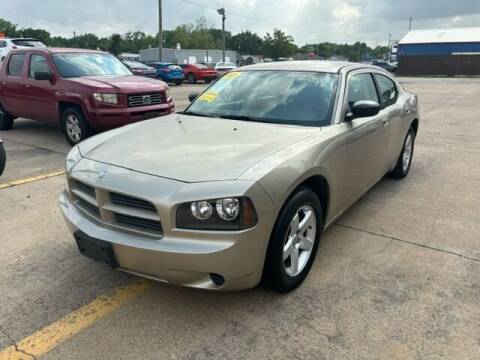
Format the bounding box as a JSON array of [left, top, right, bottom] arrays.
[[0, 139, 5, 176], [371, 59, 397, 73], [0, 48, 174, 145], [215, 61, 237, 76], [149, 62, 184, 85], [0, 38, 46, 62], [179, 63, 217, 83], [59, 61, 419, 292], [122, 60, 157, 78]]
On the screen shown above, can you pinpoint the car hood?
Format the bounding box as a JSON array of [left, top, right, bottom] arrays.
[[79, 113, 319, 183], [67, 75, 166, 93]]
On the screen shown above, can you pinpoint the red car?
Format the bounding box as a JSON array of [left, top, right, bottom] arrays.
[[0, 48, 174, 145], [179, 63, 217, 83]]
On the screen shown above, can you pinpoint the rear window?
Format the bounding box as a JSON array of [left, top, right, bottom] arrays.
[[7, 53, 26, 76], [12, 39, 46, 48], [374, 74, 397, 105]]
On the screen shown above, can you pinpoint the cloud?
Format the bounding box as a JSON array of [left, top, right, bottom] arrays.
[[1, 0, 480, 46]]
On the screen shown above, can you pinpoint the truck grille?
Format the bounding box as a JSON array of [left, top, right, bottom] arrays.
[[128, 93, 164, 107], [70, 179, 163, 237]]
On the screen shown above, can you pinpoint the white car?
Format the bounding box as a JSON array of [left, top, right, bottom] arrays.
[[215, 62, 237, 76], [0, 38, 46, 62]]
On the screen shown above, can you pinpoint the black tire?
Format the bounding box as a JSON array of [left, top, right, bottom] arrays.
[[388, 127, 415, 179], [204, 78, 212, 83], [61, 107, 94, 146], [187, 73, 196, 83], [0, 106, 14, 131], [0, 142, 5, 177], [174, 79, 183, 86], [262, 187, 323, 292]]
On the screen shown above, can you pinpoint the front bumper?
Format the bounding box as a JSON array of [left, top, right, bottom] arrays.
[[88, 102, 174, 131], [59, 159, 277, 291]]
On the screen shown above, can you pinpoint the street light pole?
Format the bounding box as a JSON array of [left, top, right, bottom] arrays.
[[158, 0, 163, 62], [217, 8, 226, 62]]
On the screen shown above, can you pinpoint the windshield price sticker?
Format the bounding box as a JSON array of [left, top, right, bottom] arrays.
[[198, 92, 219, 102], [223, 72, 241, 80]]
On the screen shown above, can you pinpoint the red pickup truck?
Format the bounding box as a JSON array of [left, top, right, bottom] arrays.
[[0, 48, 174, 144]]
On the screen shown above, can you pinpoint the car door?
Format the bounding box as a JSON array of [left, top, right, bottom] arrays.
[[24, 53, 58, 121], [340, 71, 390, 207], [1, 52, 29, 117], [372, 72, 403, 168]]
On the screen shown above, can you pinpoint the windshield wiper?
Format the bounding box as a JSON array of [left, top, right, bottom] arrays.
[[217, 114, 269, 123]]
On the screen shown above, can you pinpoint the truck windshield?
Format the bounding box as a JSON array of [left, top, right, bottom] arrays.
[[184, 71, 339, 127], [52, 53, 132, 78]]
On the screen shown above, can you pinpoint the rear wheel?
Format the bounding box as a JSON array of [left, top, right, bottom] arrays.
[[388, 127, 415, 179], [204, 78, 212, 83], [262, 187, 322, 292], [61, 107, 94, 145], [187, 73, 196, 83], [0, 141, 6, 176], [0, 105, 14, 130]]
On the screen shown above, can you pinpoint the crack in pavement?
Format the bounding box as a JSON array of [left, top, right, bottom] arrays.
[[334, 223, 480, 264], [1, 138, 67, 155], [0, 325, 37, 360]]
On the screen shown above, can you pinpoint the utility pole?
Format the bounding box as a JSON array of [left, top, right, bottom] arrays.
[[158, 0, 163, 62], [217, 8, 226, 62], [388, 33, 392, 62], [409, 16, 413, 31]]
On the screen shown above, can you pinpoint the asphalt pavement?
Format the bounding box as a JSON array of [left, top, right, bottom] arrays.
[[0, 78, 479, 360]]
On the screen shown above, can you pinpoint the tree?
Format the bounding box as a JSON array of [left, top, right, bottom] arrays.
[[108, 34, 122, 55], [0, 18, 18, 37], [262, 28, 297, 59], [229, 30, 263, 54], [18, 28, 51, 44]]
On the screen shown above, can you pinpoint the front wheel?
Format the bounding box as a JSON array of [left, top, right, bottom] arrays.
[[204, 78, 212, 83], [187, 73, 196, 83], [61, 107, 94, 145], [388, 127, 415, 179], [262, 187, 322, 292], [174, 79, 183, 86]]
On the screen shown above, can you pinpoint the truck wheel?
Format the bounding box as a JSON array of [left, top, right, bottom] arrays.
[[0, 108, 14, 131], [0, 141, 6, 177], [61, 107, 94, 145], [187, 73, 196, 83]]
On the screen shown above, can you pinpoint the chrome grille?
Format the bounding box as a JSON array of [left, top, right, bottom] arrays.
[[128, 93, 163, 107], [110, 192, 156, 212], [70, 179, 163, 237], [114, 213, 163, 232]]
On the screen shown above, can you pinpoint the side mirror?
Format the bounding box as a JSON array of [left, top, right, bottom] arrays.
[[346, 100, 380, 120], [34, 71, 52, 81], [188, 92, 200, 102]]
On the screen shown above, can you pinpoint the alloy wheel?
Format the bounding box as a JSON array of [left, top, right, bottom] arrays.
[[283, 205, 317, 277], [66, 114, 82, 144]]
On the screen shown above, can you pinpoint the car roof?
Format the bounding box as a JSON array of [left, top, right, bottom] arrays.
[[238, 60, 377, 73], [10, 47, 107, 54]]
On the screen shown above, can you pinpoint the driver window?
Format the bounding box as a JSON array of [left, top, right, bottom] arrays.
[[347, 73, 379, 110], [29, 54, 50, 78]]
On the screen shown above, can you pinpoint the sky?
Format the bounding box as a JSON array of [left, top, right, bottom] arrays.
[[1, 0, 480, 46]]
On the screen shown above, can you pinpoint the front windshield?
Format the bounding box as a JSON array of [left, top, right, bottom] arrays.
[[185, 70, 338, 126], [53, 53, 132, 78]]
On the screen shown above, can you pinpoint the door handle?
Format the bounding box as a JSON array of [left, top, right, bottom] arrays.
[[381, 118, 390, 127]]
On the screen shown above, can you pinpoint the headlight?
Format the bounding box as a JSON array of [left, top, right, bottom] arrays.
[[93, 93, 118, 104], [177, 197, 257, 231], [65, 145, 82, 172], [164, 88, 171, 100]]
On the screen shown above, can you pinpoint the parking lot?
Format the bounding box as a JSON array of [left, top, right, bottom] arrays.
[[1, 78, 479, 359]]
